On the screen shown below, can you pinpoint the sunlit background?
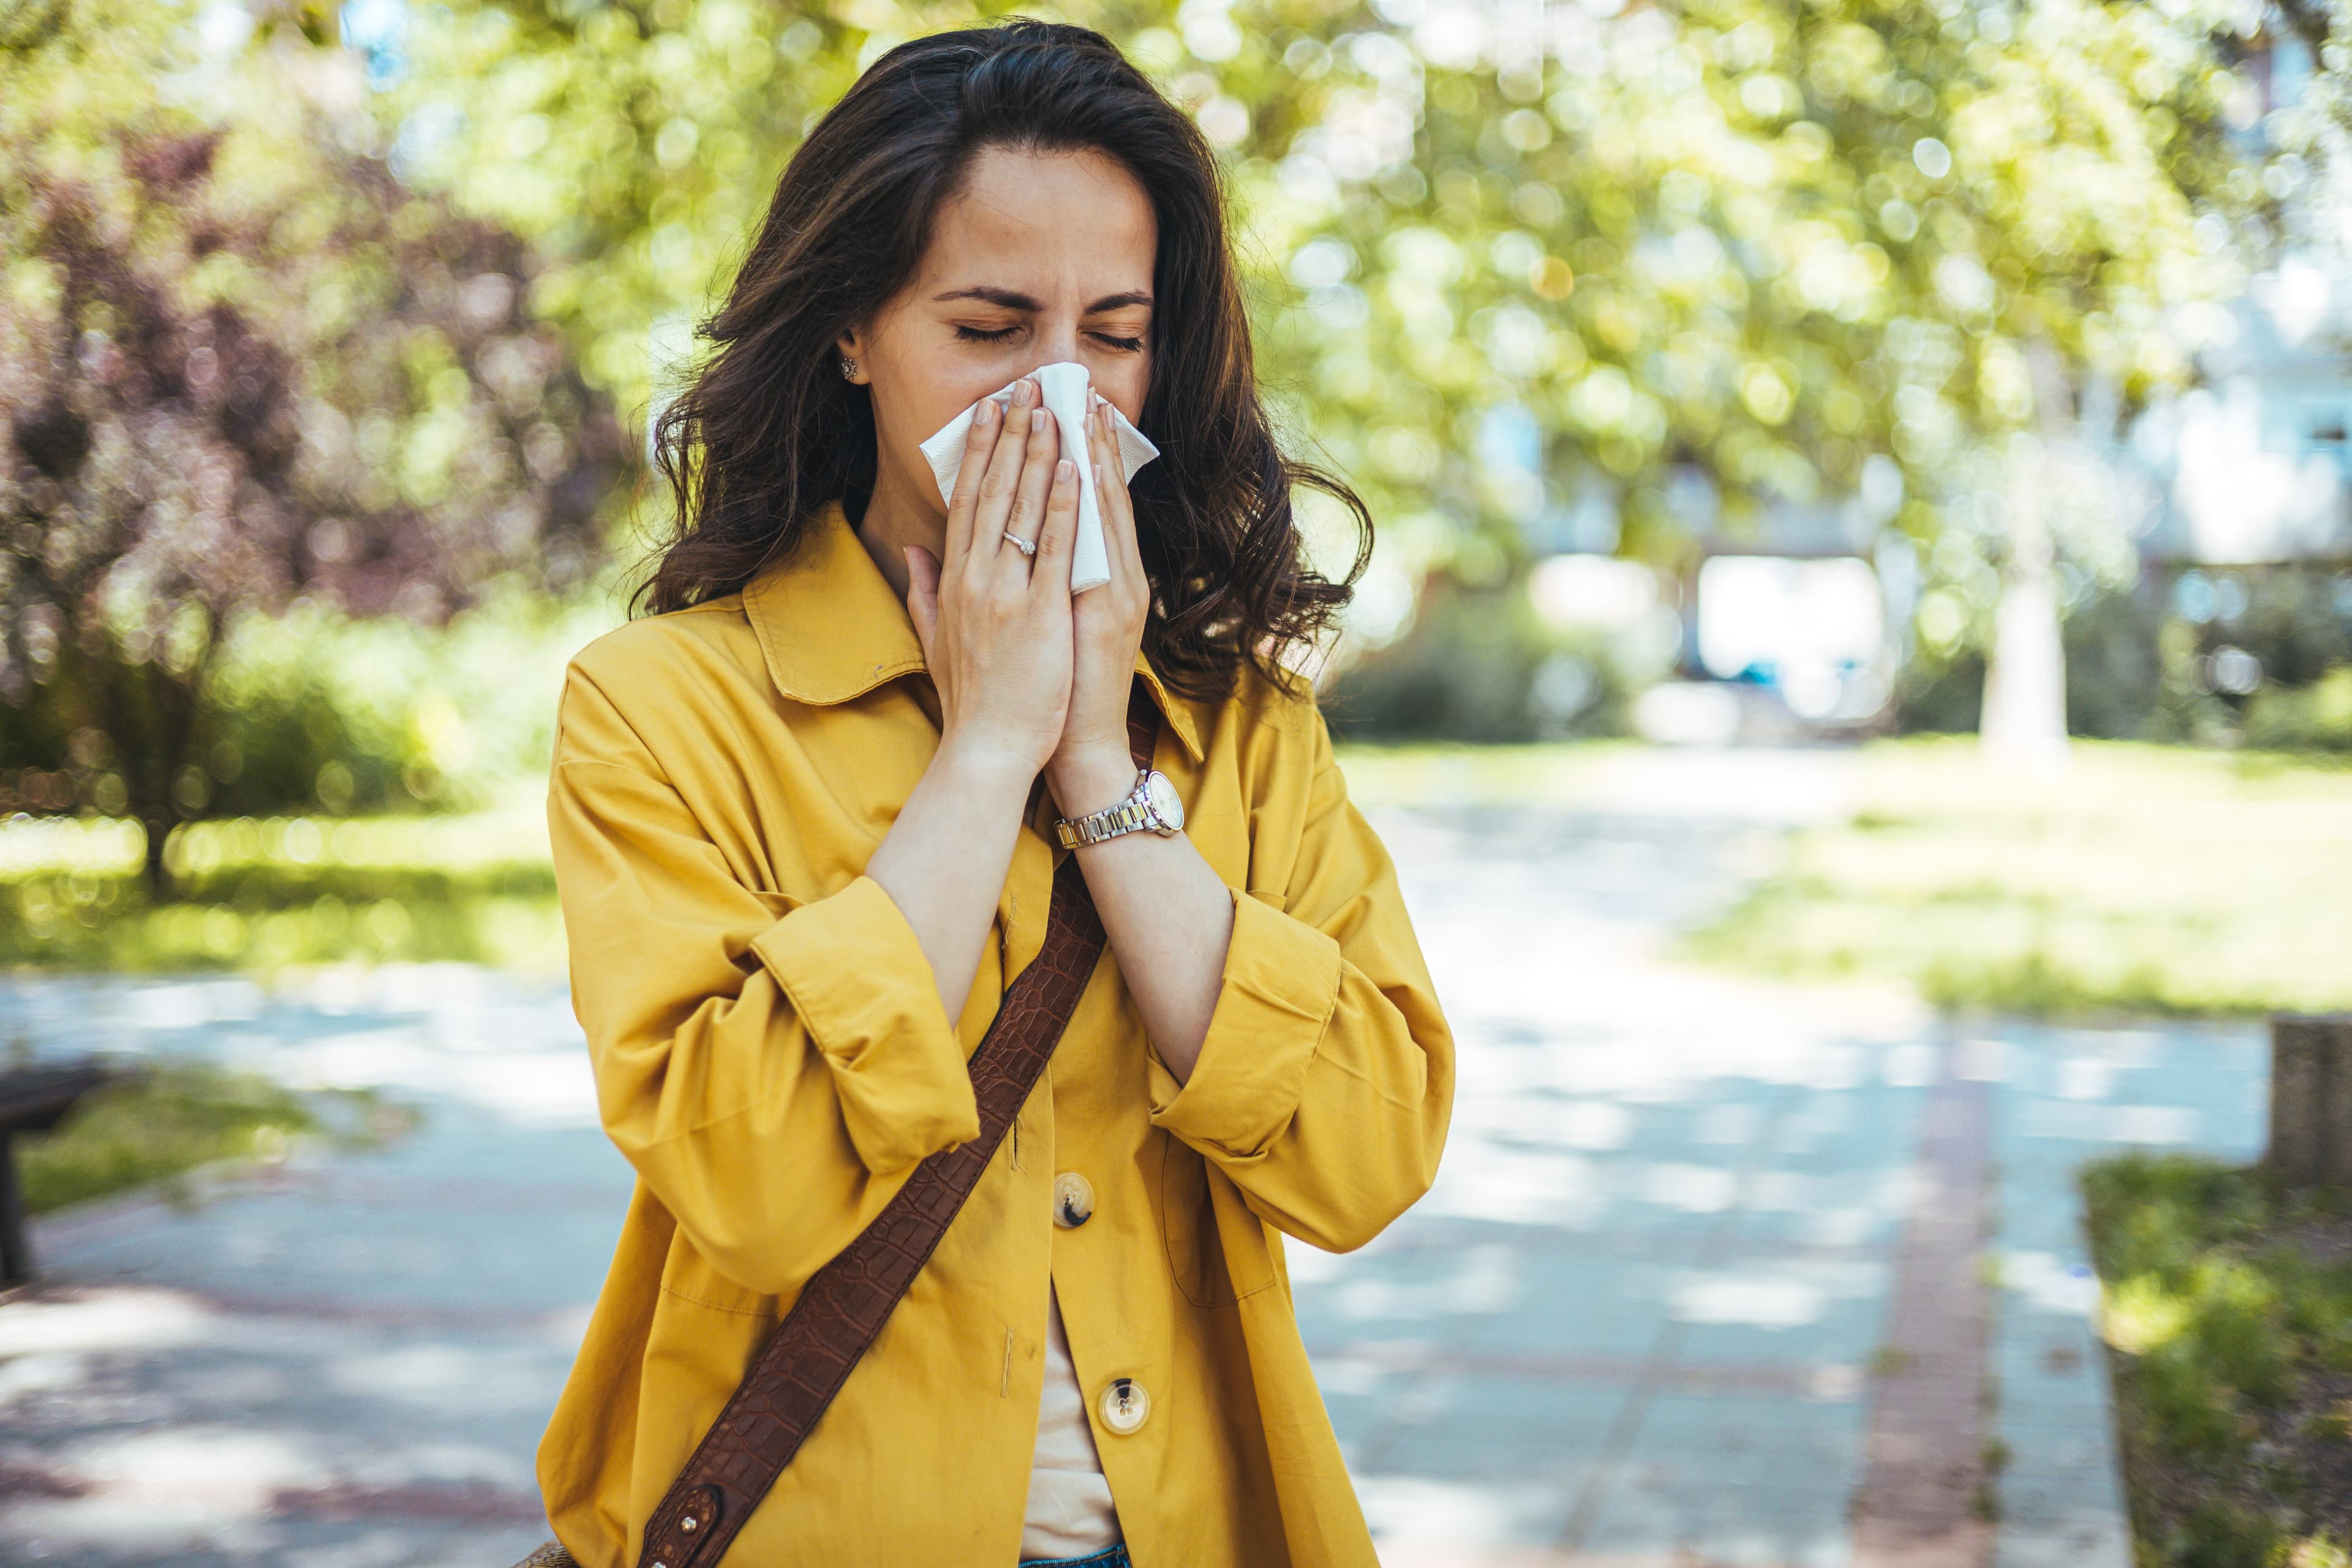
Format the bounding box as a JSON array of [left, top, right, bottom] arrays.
[[5, 0, 2352, 1562]]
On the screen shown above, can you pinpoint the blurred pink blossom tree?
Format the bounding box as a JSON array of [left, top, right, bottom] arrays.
[[0, 0, 626, 889]]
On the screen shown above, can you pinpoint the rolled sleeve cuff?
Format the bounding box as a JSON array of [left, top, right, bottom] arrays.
[[752, 875, 979, 1172], [1147, 889, 1343, 1162]]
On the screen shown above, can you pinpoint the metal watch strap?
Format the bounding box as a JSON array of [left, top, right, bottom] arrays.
[[1057, 778, 1152, 848], [625, 688, 1158, 1568]]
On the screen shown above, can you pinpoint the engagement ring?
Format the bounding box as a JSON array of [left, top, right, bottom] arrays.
[[1003, 530, 1037, 558]]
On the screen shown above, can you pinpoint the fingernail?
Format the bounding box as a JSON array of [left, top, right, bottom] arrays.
[[976, 399, 997, 426], [1013, 379, 1035, 406], [1056, 458, 1074, 484]]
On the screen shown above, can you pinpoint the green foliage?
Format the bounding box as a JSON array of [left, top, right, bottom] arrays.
[[1240, 0, 2247, 564], [17, 1060, 420, 1213], [2247, 668, 2352, 753], [2145, 566, 2352, 752], [2062, 587, 2170, 741], [1687, 738, 2352, 1015], [3, 568, 620, 828], [2081, 1153, 2352, 1563], [390, 0, 941, 402], [0, 803, 564, 971], [2174, 1501, 2282, 1568], [1325, 576, 1640, 742], [1900, 582, 2173, 739], [0, 0, 2291, 817], [0, 0, 623, 882], [197, 586, 621, 815], [391, 0, 2258, 650]]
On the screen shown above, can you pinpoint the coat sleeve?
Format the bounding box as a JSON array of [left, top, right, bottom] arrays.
[[1142, 699, 1455, 1253], [546, 663, 979, 1297]]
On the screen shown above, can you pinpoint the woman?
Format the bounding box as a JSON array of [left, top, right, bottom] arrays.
[[539, 20, 1453, 1568]]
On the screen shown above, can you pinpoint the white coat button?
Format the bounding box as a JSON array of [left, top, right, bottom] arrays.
[[1053, 1171, 1095, 1228], [1098, 1376, 1150, 1435]]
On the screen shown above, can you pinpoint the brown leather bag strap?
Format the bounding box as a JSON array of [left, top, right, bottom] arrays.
[[631, 688, 1161, 1568]]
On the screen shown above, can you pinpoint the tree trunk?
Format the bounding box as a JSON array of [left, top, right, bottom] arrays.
[[1980, 521, 2068, 771], [1981, 345, 2076, 773], [142, 810, 174, 900], [79, 639, 204, 902], [2268, 1015, 2352, 1189]]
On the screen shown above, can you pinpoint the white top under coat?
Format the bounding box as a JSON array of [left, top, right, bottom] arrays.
[[1020, 1284, 1123, 1559], [918, 361, 1160, 593]]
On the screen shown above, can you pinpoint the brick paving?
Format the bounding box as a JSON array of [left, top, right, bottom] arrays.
[[1850, 1039, 1991, 1568], [0, 750, 2274, 1566]]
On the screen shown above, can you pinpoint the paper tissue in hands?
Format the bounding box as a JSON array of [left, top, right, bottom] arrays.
[[917, 361, 1158, 592]]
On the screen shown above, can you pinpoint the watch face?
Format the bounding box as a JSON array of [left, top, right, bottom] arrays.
[[1144, 771, 1185, 832]]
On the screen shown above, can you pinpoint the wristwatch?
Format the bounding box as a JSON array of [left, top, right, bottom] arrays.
[[1055, 769, 1186, 848]]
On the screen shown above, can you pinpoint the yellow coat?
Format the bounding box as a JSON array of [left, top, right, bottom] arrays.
[[538, 502, 1455, 1567]]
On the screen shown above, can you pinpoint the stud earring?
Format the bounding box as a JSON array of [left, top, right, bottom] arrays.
[[839, 353, 859, 382]]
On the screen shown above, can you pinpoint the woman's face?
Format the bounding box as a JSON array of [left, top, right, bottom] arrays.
[[845, 145, 1157, 524]]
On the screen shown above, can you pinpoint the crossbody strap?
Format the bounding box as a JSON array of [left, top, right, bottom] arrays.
[[631, 688, 1160, 1568]]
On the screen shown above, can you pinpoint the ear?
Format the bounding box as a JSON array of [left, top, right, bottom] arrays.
[[835, 326, 870, 385]]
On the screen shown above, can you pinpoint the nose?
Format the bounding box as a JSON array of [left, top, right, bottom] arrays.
[[1035, 312, 1084, 368]]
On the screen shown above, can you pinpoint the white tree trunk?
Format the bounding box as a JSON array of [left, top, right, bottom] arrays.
[[1980, 552, 2069, 772], [1981, 353, 2075, 774]]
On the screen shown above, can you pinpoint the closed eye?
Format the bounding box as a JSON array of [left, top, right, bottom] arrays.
[[1091, 331, 1146, 352], [953, 323, 1022, 344]]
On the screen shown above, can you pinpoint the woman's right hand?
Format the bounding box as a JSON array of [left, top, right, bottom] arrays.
[[904, 376, 1080, 782]]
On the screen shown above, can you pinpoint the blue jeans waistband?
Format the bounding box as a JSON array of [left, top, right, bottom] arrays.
[[1018, 1547, 1131, 1568]]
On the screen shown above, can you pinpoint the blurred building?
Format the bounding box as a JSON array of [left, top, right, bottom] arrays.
[[2125, 13, 2352, 571], [2127, 257, 2352, 568]]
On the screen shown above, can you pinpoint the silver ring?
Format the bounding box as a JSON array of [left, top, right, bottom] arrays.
[[1002, 529, 1037, 558]]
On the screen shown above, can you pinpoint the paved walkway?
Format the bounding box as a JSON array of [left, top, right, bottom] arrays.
[[0, 750, 2268, 1566]]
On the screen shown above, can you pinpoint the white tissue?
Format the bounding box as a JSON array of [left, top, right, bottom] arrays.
[[917, 362, 1159, 593]]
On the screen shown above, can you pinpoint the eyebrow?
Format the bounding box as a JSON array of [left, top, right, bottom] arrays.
[[933, 286, 1154, 313]]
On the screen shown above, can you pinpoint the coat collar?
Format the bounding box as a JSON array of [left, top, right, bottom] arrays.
[[740, 501, 1204, 763]]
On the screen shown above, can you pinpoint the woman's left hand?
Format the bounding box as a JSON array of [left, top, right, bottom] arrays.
[[1044, 390, 1153, 819]]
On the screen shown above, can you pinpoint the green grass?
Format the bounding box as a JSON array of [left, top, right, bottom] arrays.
[[9, 738, 2351, 1018], [1687, 739, 2352, 1016], [16, 1061, 420, 1214], [0, 750, 1640, 973], [2081, 1153, 2352, 1568], [0, 798, 564, 973]]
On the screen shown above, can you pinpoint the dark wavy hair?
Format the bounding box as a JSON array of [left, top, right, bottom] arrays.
[[640, 19, 1369, 699]]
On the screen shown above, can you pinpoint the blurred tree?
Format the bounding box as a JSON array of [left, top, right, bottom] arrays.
[[2267, 1, 2352, 187], [383, 0, 1159, 420], [0, 0, 624, 891], [390, 0, 2255, 736], [1216, 0, 2254, 752]]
